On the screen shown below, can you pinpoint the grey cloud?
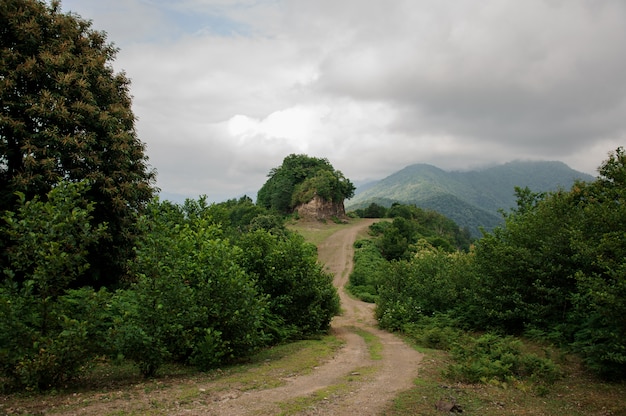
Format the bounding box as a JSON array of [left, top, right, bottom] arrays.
[[314, 0, 626, 155], [58, 0, 625, 201]]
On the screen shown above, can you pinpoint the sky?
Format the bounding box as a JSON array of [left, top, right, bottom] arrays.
[[58, 0, 626, 203]]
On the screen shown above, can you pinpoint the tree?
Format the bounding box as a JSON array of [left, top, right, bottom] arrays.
[[0, 181, 109, 390], [566, 148, 626, 378], [0, 0, 156, 288], [363, 202, 387, 218], [115, 200, 266, 376], [238, 230, 340, 339], [257, 154, 355, 214], [468, 148, 626, 378]]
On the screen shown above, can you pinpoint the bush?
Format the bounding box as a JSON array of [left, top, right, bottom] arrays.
[[402, 315, 466, 351], [0, 285, 112, 391], [0, 181, 108, 390], [114, 200, 266, 377], [239, 230, 340, 340], [347, 239, 387, 302], [445, 333, 562, 386], [376, 245, 472, 330]]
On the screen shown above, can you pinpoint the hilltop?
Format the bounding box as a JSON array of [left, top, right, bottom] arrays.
[[346, 160, 595, 236]]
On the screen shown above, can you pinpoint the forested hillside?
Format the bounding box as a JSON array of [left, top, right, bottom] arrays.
[[350, 148, 626, 381], [347, 161, 595, 236]]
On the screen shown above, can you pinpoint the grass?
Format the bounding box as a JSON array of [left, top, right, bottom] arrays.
[[383, 338, 626, 416], [287, 218, 352, 246], [276, 366, 377, 415], [0, 335, 345, 416], [352, 327, 383, 360]]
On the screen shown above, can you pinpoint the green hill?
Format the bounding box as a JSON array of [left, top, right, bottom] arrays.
[[346, 161, 595, 236]]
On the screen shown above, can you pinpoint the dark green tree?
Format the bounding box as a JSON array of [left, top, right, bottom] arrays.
[[0, 181, 109, 390], [257, 154, 355, 214], [238, 230, 340, 340], [467, 148, 626, 378], [363, 202, 387, 218], [1, 0, 156, 288], [566, 148, 626, 378]]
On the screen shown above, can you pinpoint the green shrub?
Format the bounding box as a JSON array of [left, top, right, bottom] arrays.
[[189, 329, 226, 372], [239, 230, 340, 339], [0, 181, 108, 390], [402, 315, 466, 351], [0, 285, 114, 391], [445, 333, 562, 386], [347, 239, 386, 302], [376, 246, 472, 330], [120, 201, 266, 376]]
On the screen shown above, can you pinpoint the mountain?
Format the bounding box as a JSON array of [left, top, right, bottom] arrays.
[[346, 161, 596, 237]]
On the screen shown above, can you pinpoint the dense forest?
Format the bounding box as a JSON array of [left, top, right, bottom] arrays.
[[349, 148, 626, 380], [0, 189, 341, 390]]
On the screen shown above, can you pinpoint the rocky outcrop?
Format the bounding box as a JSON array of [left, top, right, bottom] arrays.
[[295, 195, 346, 221]]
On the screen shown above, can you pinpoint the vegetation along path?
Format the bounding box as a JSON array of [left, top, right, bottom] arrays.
[[4, 219, 423, 415], [201, 218, 423, 415]]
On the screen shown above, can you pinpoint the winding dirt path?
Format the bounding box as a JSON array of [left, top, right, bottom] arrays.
[[312, 219, 424, 415], [211, 219, 423, 415]]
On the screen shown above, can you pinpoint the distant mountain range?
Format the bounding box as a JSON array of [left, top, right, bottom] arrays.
[[345, 161, 596, 237]]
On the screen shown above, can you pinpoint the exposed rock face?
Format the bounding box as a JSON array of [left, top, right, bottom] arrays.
[[295, 195, 346, 220]]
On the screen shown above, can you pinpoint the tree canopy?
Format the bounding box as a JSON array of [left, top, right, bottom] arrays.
[[1, 0, 156, 287], [256, 154, 355, 214]]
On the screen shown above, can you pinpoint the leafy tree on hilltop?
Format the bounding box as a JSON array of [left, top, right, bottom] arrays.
[[1, 0, 156, 288], [257, 154, 355, 214]]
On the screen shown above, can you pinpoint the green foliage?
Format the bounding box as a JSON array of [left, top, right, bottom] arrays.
[[402, 314, 465, 351], [367, 148, 626, 380], [346, 239, 387, 303], [0, 283, 113, 391], [2, 181, 106, 297], [352, 202, 387, 218], [445, 333, 562, 387], [257, 154, 355, 214], [371, 204, 471, 261], [92, 197, 340, 379], [238, 230, 340, 340], [114, 200, 266, 377], [347, 161, 594, 237], [564, 148, 626, 379], [376, 246, 472, 331], [189, 328, 226, 371], [0, 181, 110, 390], [463, 149, 626, 378], [0, 0, 156, 288], [351, 150, 622, 381]]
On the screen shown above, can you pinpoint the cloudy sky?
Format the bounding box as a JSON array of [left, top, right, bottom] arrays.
[[59, 0, 626, 202]]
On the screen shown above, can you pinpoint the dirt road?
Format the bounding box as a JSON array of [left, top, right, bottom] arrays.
[[212, 219, 423, 415]]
